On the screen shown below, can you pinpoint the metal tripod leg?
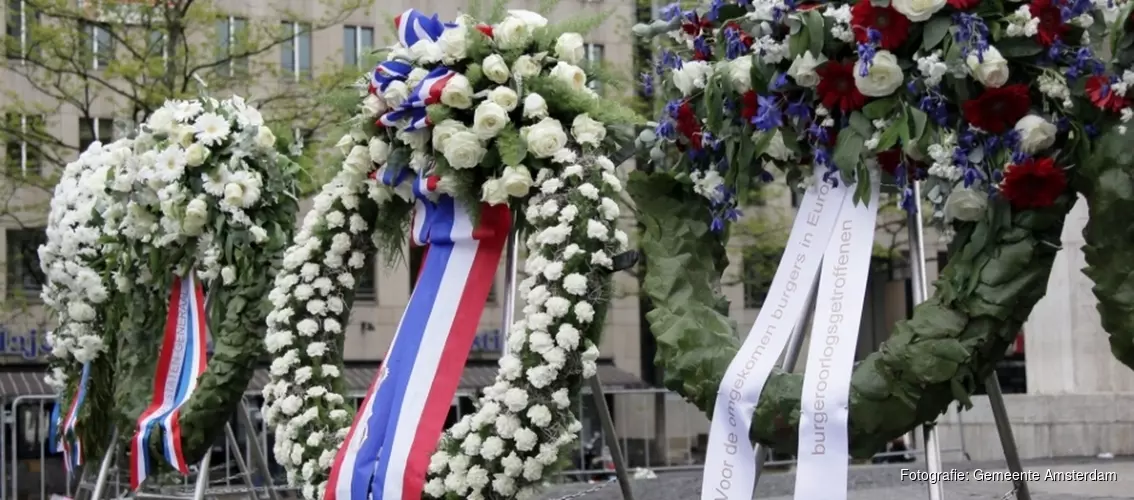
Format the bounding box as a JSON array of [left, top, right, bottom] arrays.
[[588, 377, 636, 500], [907, 180, 945, 500], [89, 429, 119, 500], [751, 278, 819, 488], [986, 372, 1032, 500], [190, 451, 212, 500], [223, 423, 259, 500], [237, 402, 282, 500]]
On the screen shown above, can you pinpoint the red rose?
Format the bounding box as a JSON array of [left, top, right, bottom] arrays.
[[676, 102, 703, 150], [877, 149, 925, 179], [476, 24, 494, 38], [816, 61, 866, 112], [740, 91, 759, 121], [947, 0, 981, 9], [999, 157, 1067, 210], [1085, 75, 1129, 112], [1029, 0, 1069, 46], [850, 1, 910, 51], [962, 84, 1031, 134]]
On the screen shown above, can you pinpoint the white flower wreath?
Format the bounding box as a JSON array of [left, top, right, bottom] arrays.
[[424, 150, 627, 499], [40, 139, 134, 392]]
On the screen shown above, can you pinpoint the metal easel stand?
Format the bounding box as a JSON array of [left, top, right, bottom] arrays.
[[497, 229, 637, 500], [907, 181, 1030, 500], [77, 401, 281, 500]]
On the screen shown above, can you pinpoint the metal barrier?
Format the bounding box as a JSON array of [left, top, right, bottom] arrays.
[[1, 394, 291, 500]]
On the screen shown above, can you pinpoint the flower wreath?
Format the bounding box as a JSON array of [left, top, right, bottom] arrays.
[[39, 139, 136, 457], [630, 0, 1134, 456], [260, 9, 640, 500], [102, 96, 300, 465]]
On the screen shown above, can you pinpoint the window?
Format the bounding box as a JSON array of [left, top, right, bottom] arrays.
[[281, 21, 312, 81], [343, 25, 374, 67], [217, 16, 248, 77], [81, 22, 113, 70], [4, 114, 44, 177], [355, 253, 376, 301], [148, 30, 167, 61], [78, 117, 114, 153], [584, 43, 605, 93], [742, 250, 781, 309], [5, 228, 46, 298], [5, 0, 37, 60]]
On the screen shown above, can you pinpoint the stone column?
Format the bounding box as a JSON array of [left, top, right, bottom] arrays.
[[1024, 195, 1134, 394]]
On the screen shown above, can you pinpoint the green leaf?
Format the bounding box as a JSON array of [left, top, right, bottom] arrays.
[[908, 106, 929, 143], [716, 4, 746, 21], [788, 30, 810, 59], [853, 163, 872, 203], [996, 38, 1044, 57], [922, 17, 952, 51], [848, 111, 873, 138], [862, 97, 897, 121], [497, 125, 526, 167], [805, 10, 825, 57], [877, 113, 908, 151], [833, 130, 865, 180]]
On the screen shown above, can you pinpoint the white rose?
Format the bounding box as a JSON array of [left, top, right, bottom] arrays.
[[383, 80, 411, 109], [512, 55, 542, 78], [671, 60, 712, 96], [571, 114, 606, 147], [483, 54, 512, 84], [501, 166, 534, 197], [409, 40, 443, 64], [368, 138, 390, 164], [335, 133, 354, 156], [525, 118, 568, 158], [508, 9, 549, 29], [523, 94, 549, 119], [787, 51, 825, 87], [345, 145, 372, 176], [183, 197, 208, 235], [481, 178, 509, 205], [438, 26, 470, 63], [223, 182, 244, 206], [549, 62, 587, 90], [440, 74, 474, 109], [1014, 114, 1058, 153], [406, 68, 429, 89], [185, 143, 210, 167], [473, 101, 509, 140], [966, 45, 1010, 88], [443, 131, 486, 169], [944, 187, 988, 221], [432, 119, 466, 152], [254, 127, 276, 150], [554, 33, 585, 65], [853, 50, 904, 97], [728, 56, 753, 93], [488, 87, 519, 111], [892, 0, 948, 22], [494, 16, 532, 50], [361, 94, 386, 117]]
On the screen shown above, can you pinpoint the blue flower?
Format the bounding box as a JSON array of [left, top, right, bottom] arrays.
[[953, 13, 990, 59], [660, 3, 682, 21], [751, 95, 783, 131]]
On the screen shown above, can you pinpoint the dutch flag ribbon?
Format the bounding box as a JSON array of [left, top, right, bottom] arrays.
[[129, 272, 209, 490], [375, 10, 461, 132], [50, 361, 92, 472], [325, 166, 512, 500]]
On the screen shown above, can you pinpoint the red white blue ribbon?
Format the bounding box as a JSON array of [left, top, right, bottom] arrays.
[[129, 272, 209, 490], [325, 168, 512, 500], [50, 361, 91, 472], [374, 10, 461, 132]]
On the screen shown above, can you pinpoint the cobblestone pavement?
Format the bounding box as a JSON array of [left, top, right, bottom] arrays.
[[540, 457, 1134, 500]]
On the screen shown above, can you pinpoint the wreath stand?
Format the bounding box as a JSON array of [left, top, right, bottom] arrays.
[[746, 180, 1033, 500], [498, 230, 639, 500], [73, 402, 282, 500]]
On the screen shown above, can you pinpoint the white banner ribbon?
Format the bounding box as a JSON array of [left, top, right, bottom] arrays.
[[701, 166, 850, 500], [793, 174, 880, 500]]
